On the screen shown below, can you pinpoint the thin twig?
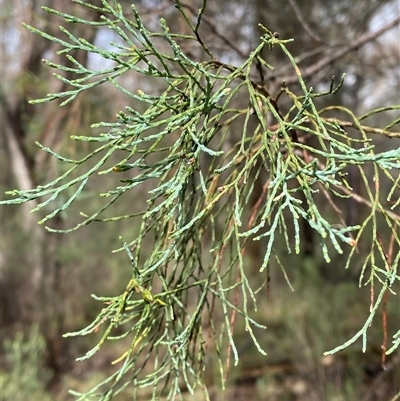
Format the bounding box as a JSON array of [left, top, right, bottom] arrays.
[[176, 0, 248, 59], [288, 0, 323, 43], [324, 118, 400, 138], [275, 15, 400, 85]]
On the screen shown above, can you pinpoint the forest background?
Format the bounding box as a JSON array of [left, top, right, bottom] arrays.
[[1, 1, 400, 400]]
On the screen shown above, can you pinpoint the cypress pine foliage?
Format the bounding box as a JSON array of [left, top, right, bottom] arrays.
[[1, 1, 399, 399]]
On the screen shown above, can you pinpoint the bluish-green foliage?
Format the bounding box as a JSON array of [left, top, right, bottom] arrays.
[[1, 1, 399, 400]]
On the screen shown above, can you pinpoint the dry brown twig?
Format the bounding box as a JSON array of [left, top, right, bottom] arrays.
[[268, 15, 400, 85]]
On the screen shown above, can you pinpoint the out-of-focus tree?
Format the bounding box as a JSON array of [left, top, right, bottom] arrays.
[[0, 0, 103, 381]]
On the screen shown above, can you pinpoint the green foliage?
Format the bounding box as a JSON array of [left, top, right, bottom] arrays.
[[0, 325, 53, 401], [1, 1, 400, 400]]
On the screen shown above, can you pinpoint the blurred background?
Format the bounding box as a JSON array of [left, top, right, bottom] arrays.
[[1, 0, 399, 400]]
